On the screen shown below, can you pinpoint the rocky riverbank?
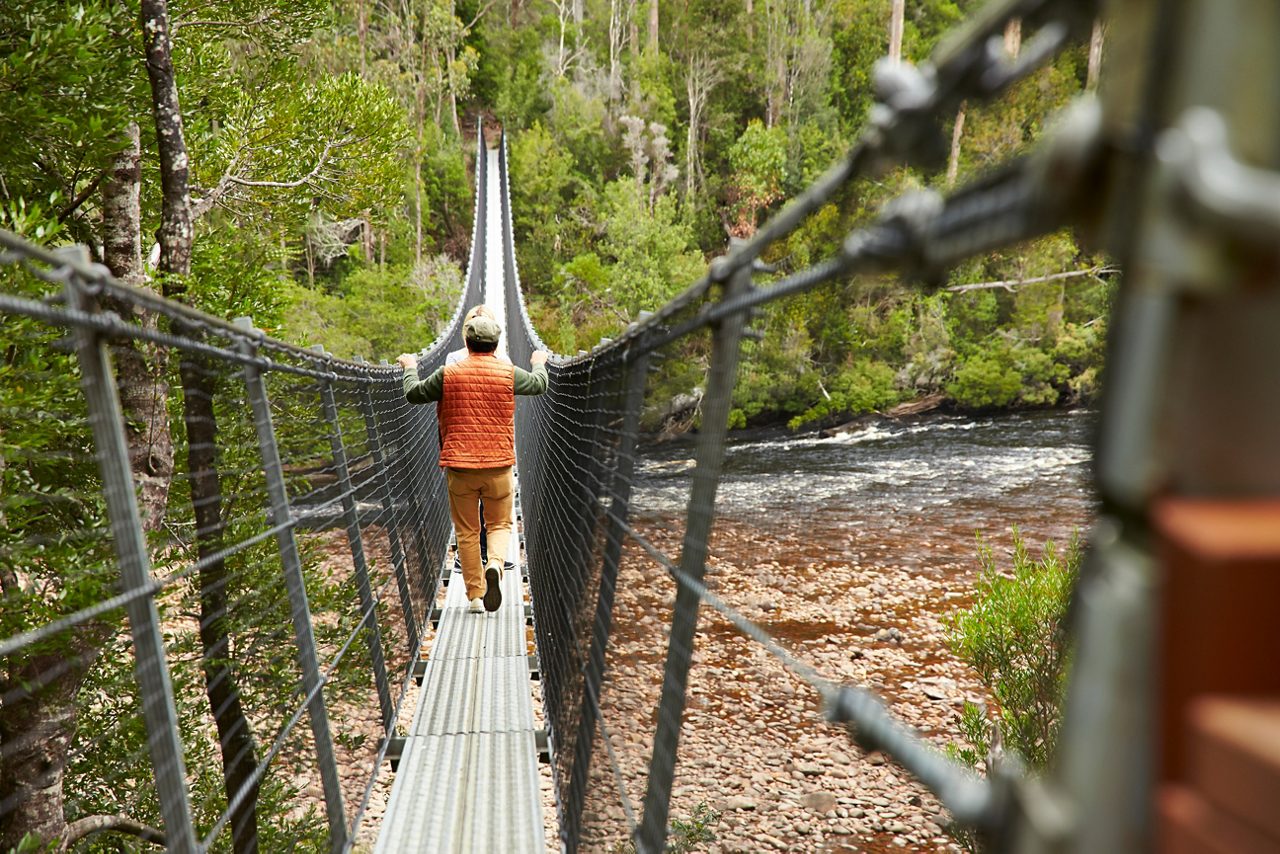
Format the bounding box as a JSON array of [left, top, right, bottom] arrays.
[[575, 512, 1018, 853]]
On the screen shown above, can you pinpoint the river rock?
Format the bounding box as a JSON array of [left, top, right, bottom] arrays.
[[801, 791, 838, 813]]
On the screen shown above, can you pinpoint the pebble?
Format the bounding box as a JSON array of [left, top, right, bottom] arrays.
[[801, 791, 837, 813]]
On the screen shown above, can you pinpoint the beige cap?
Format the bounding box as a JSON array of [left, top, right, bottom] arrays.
[[464, 313, 502, 344]]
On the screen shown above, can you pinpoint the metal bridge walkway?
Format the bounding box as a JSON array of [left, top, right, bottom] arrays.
[[375, 145, 545, 852]]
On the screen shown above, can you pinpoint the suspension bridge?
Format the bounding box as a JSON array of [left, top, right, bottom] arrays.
[[3, 0, 1279, 852]]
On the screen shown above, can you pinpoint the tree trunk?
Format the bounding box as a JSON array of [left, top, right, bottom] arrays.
[[1087, 19, 1104, 90], [141, 0, 193, 285], [629, 0, 639, 61], [142, 4, 262, 850], [413, 0, 425, 263], [102, 125, 144, 286], [685, 82, 699, 198], [608, 0, 623, 107], [178, 353, 262, 854], [356, 0, 368, 76], [1004, 17, 1022, 59], [556, 0, 571, 77], [414, 159, 423, 264], [888, 0, 904, 64], [765, 2, 782, 126], [0, 647, 100, 849], [946, 104, 966, 187], [101, 123, 174, 535], [745, 0, 753, 44], [683, 53, 719, 200], [647, 0, 658, 53]]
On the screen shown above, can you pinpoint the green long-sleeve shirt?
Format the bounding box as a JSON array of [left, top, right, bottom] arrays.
[[402, 356, 548, 404]]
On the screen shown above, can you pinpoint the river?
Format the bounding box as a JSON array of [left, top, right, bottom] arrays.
[[633, 408, 1098, 565]]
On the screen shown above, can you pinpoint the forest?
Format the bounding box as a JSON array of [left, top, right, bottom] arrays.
[[2, 0, 1111, 435]]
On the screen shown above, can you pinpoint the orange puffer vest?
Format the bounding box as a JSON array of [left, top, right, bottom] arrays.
[[438, 353, 516, 468]]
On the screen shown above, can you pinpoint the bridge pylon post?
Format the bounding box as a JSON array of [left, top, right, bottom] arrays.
[[637, 253, 754, 854], [65, 270, 199, 854], [234, 318, 349, 852]]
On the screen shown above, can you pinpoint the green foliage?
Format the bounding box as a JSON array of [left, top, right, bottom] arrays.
[[669, 802, 721, 853], [946, 337, 1071, 410], [473, 23, 550, 128], [510, 121, 583, 287], [947, 347, 1024, 409], [727, 119, 787, 233], [607, 801, 720, 854], [0, 0, 141, 245], [948, 530, 1080, 770], [632, 49, 678, 131], [828, 0, 886, 131], [598, 180, 704, 319], [786, 359, 899, 429], [280, 255, 461, 360], [0, 271, 114, 651]]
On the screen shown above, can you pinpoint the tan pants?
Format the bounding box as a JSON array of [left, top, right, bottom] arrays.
[[446, 466, 514, 600]]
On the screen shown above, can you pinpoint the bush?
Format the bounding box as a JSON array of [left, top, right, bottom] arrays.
[[947, 529, 1079, 770], [786, 359, 899, 430], [946, 349, 1022, 409], [608, 801, 720, 853]]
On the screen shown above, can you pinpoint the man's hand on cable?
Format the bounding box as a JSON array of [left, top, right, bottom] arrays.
[[396, 353, 417, 370], [530, 350, 548, 367]]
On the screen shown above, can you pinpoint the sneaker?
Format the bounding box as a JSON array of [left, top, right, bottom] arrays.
[[469, 597, 483, 614], [503, 560, 516, 571], [453, 556, 462, 571], [483, 561, 503, 612]]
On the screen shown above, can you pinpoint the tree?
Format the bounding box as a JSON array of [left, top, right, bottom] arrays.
[[1087, 19, 1105, 90], [2, 0, 407, 847], [762, 0, 830, 128], [0, 1, 140, 246], [681, 51, 724, 199], [727, 119, 786, 236], [0, 4, 153, 848], [888, 0, 904, 63], [599, 179, 703, 317]]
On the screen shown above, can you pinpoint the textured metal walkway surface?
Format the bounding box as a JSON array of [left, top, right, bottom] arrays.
[[375, 146, 545, 853], [373, 532, 543, 853]]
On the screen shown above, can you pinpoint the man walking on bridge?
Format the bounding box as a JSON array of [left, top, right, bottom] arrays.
[[397, 309, 548, 613]]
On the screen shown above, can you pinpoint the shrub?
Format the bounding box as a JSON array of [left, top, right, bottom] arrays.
[[946, 349, 1022, 409], [608, 802, 720, 854], [786, 359, 899, 429], [947, 529, 1080, 770]]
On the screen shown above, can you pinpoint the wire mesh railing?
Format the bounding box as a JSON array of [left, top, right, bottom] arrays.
[[0, 123, 488, 849], [501, 1, 1108, 852]]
